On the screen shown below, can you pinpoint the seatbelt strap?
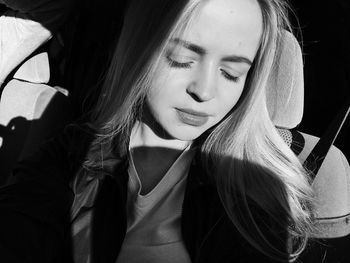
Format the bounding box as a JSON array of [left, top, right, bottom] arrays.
[[304, 97, 350, 180]]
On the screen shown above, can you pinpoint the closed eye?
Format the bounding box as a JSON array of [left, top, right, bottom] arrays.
[[166, 56, 192, 69], [166, 56, 240, 83], [220, 69, 240, 83]]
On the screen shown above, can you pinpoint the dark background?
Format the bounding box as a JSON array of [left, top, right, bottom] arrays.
[[290, 0, 350, 158]]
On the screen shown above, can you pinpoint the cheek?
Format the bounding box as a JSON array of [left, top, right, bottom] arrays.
[[148, 67, 186, 106], [147, 81, 172, 108], [216, 81, 246, 117], [147, 71, 169, 105], [146, 75, 180, 118]]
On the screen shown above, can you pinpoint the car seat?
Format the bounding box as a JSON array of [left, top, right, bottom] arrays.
[[0, 43, 71, 186], [0, 4, 75, 185], [0, 9, 348, 260], [266, 30, 350, 262]]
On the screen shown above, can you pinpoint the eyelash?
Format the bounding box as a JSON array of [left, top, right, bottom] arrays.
[[220, 70, 239, 83], [166, 56, 240, 83], [166, 56, 192, 68]]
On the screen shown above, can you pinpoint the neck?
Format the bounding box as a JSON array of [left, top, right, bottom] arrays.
[[129, 121, 192, 195], [130, 120, 191, 151]]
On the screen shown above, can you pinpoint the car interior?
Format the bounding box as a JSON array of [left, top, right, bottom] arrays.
[[0, 4, 349, 262]]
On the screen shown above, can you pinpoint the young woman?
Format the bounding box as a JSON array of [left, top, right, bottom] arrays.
[[0, 0, 314, 262]]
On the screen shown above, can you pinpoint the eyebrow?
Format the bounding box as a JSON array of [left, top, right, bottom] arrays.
[[171, 38, 253, 66]]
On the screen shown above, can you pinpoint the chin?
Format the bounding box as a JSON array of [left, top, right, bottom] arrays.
[[164, 123, 206, 142]]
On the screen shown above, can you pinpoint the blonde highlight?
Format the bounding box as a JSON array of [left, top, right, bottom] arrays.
[[85, 0, 315, 261]]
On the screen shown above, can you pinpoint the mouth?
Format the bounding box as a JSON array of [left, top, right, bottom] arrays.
[[175, 108, 210, 127]]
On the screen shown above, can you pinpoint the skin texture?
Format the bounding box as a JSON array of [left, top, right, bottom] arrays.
[[133, 0, 263, 193], [146, 0, 263, 143]]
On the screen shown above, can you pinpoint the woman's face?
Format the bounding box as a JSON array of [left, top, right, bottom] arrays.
[[147, 0, 263, 141]]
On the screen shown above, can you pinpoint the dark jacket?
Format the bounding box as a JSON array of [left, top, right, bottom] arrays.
[[0, 124, 288, 263]]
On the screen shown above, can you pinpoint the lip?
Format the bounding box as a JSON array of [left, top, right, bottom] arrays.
[[175, 108, 210, 127], [176, 108, 210, 117]]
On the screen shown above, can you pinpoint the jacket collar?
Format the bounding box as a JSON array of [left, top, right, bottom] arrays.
[[75, 137, 220, 263]]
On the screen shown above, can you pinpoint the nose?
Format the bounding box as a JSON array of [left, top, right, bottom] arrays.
[[186, 62, 216, 102]]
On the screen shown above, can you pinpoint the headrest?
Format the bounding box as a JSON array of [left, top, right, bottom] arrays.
[[14, 52, 50, 84], [0, 10, 51, 85], [266, 31, 304, 129]]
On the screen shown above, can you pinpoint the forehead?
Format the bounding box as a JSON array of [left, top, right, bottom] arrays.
[[181, 0, 263, 59]]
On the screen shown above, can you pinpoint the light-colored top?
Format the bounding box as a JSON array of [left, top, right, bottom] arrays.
[[115, 125, 194, 263]]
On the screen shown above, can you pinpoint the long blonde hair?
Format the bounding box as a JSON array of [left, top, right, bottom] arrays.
[[86, 0, 314, 261]]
